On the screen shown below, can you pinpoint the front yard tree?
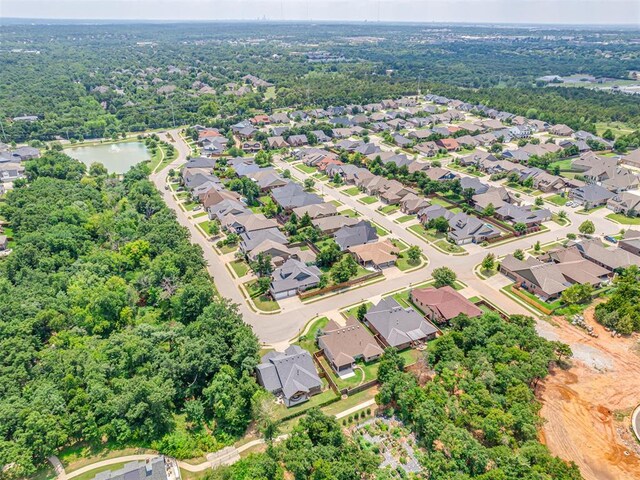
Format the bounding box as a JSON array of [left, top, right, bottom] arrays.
[[514, 222, 527, 233], [251, 252, 273, 277], [481, 253, 496, 272], [535, 197, 544, 206], [407, 245, 421, 264], [462, 187, 476, 205], [317, 240, 341, 267], [579, 220, 595, 235], [431, 216, 450, 233], [513, 248, 525, 260], [332, 173, 343, 185], [432, 266, 457, 288], [303, 178, 315, 191], [356, 303, 368, 321], [331, 254, 358, 284]]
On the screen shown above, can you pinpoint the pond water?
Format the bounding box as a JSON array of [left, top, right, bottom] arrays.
[[66, 141, 151, 174]]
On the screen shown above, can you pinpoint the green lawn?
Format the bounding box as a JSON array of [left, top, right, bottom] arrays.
[[244, 280, 280, 312], [429, 197, 454, 207], [229, 260, 250, 278], [433, 239, 465, 254], [359, 196, 378, 205], [329, 200, 343, 207], [545, 194, 569, 206], [552, 213, 569, 226], [342, 186, 361, 196], [264, 86, 277, 100], [192, 211, 207, 219], [503, 284, 563, 312], [408, 224, 445, 242], [313, 173, 329, 181], [294, 316, 329, 352], [396, 254, 422, 272], [295, 164, 316, 174], [378, 204, 399, 215], [219, 243, 238, 254], [371, 222, 390, 236], [340, 209, 361, 218], [606, 213, 640, 225], [342, 301, 373, 320], [272, 380, 338, 420], [389, 237, 409, 251], [548, 158, 574, 172], [396, 214, 416, 223]]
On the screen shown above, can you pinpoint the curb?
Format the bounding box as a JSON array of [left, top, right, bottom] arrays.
[[632, 404, 640, 443]]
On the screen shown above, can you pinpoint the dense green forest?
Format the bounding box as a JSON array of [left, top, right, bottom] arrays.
[[1, 23, 638, 142], [0, 152, 260, 478]]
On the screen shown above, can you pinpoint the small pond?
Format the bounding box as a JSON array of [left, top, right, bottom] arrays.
[[66, 141, 150, 174]]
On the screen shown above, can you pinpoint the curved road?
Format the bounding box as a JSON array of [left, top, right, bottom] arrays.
[[633, 404, 640, 443], [151, 129, 620, 346]]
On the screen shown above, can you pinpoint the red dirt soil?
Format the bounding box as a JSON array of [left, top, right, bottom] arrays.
[[538, 307, 640, 480]]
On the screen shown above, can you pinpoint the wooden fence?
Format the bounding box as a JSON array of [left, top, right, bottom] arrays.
[[510, 285, 554, 315], [298, 271, 383, 300]]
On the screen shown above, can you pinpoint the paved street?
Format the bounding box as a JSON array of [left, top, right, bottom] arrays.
[[151, 130, 621, 346]]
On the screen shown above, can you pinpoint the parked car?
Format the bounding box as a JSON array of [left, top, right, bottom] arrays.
[[604, 235, 618, 244]]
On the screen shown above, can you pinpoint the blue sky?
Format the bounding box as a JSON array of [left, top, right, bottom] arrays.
[[2, 0, 639, 25]]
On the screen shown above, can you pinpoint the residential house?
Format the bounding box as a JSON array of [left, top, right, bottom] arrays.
[[312, 130, 331, 143], [573, 238, 640, 271], [415, 141, 440, 157], [312, 215, 359, 234], [499, 254, 571, 301], [220, 212, 278, 235], [495, 204, 551, 227], [364, 298, 439, 350], [417, 204, 453, 225], [348, 240, 398, 269], [288, 134, 309, 147], [317, 317, 384, 376], [267, 136, 289, 149], [622, 148, 640, 168], [408, 129, 433, 141], [472, 186, 516, 212], [241, 140, 261, 153], [202, 189, 242, 209], [333, 220, 378, 250], [271, 182, 323, 212], [239, 227, 288, 254], [269, 258, 322, 299], [460, 177, 489, 195], [400, 193, 430, 214], [292, 203, 338, 220], [447, 212, 501, 245], [607, 190, 640, 216], [549, 124, 574, 136], [423, 167, 457, 182], [569, 184, 614, 209], [207, 199, 248, 221], [256, 346, 322, 407], [436, 138, 460, 152], [91, 456, 172, 480], [619, 230, 640, 256], [411, 286, 482, 324], [459, 149, 498, 167]]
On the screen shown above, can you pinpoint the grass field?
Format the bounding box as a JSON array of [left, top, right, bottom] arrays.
[[378, 204, 399, 215], [244, 280, 280, 312], [396, 214, 416, 223], [408, 224, 444, 242], [229, 260, 250, 278], [546, 194, 569, 206], [342, 186, 361, 196], [294, 316, 329, 352], [396, 254, 422, 272], [359, 196, 378, 205], [606, 213, 640, 225], [295, 164, 316, 174], [340, 209, 360, 218], [433, 239, 465, 254]]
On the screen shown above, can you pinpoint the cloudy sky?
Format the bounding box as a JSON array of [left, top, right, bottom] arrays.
[[2, 0, 639, 25]]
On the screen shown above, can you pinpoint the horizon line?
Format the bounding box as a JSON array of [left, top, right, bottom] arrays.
[[2, 17, 640, 27]]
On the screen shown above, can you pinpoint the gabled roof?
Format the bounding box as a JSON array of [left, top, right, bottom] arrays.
[[365, 298, 438, 347], [411, 286, 482, 321], [318, 317, 384, 368], [333, 220, 378, 250], [270, 258, 322, 294], [256, 345, 322, 400], [271, 182, 323, 209]]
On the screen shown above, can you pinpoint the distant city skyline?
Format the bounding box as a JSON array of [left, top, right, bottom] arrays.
[[2, 0, 639, 25]]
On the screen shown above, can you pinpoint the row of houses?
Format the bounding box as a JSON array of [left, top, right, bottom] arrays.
[[256, 285, 482, 407], [500, 232, 640, 301]]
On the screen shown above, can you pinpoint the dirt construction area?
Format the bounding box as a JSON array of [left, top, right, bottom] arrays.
[[537, 306, 640, 480]]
